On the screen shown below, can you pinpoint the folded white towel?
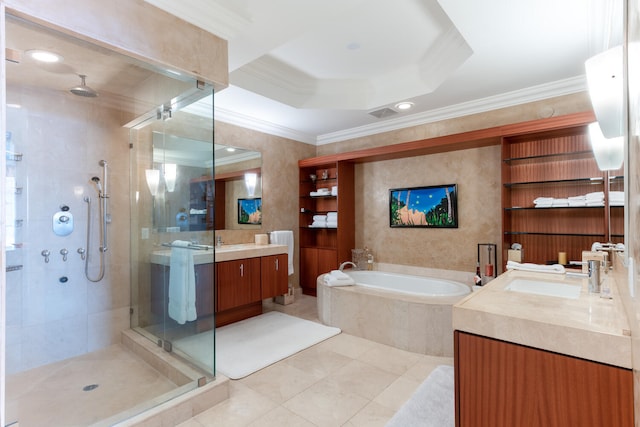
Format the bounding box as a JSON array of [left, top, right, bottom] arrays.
[[323, 271, 355, 286], [506, 260, 565, 274], [330, 270, 350, 279], [313, 215, 327, 221], [586, 191, 604, 200], [534, 197, 554, 204], [310, 222, 327, 228], [551, 199, 569, 206]]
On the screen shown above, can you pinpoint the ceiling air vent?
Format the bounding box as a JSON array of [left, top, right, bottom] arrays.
[[368, 107, 398, 119]]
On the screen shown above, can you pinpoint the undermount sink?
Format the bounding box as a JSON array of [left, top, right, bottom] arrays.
[[505, 278, 581, 299]]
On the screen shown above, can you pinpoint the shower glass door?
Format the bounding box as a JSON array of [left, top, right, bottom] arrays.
[[128, 89, 216, 375]]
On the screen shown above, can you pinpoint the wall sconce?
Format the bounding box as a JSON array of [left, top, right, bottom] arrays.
[[588, 122, 624, 170], [585, 45, 625, 171], [244, 172, 257, 197], [585, 45, 623, 139], [164, 163, 177, 192], [145, 169, 160, 196]]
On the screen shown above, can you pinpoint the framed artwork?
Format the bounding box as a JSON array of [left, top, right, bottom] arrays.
[[389, 184, 458, 228], [238, 198, 262, 225]]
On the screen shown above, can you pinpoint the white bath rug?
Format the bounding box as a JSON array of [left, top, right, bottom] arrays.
[[173, 311, 341, 379], [386, 365, 455, 427]]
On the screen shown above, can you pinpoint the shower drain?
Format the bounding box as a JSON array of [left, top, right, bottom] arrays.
[[83, 384, 99, 391]]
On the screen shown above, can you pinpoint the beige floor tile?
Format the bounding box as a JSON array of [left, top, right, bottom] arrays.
[[357, 342, 423, 376], [402, 355, 453, 382], [323, 359, 398, 400], [240, 360, 320, 404], [372, 376, 422, 412], [247, 405, 316, 427], [282, 344, 353, 380], [347, 400, 397, 427], [193, 381, 278, 427], [314, 332, 378, 359], [284, 378, 370, 426]]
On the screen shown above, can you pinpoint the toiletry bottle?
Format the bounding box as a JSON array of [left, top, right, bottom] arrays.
[[474, 263, 483, 287], [367, 253, 374, 270]]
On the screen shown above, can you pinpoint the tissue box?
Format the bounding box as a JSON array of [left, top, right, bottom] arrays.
[[507, 249, 522, 263]]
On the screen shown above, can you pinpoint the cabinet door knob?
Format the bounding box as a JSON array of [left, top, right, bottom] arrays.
[[275, 258, 279, 270], [240, 263, 244, 277]]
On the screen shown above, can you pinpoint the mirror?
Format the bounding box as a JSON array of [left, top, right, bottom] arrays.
[[150, 131, 262, 232], [214, 144, 262, 230]]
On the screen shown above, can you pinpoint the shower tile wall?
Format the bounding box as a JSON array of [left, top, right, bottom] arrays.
[[5, 85, 131, 374]]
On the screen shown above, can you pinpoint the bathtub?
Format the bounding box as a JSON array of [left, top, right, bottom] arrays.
[[317, 267, 471, 357], [343, 270, 470, 297]]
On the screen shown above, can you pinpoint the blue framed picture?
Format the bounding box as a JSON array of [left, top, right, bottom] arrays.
[[389, 184, 458, 228], [238, 198, 262, 225]]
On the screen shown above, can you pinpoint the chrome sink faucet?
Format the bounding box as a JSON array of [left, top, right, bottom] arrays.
[[339, 261, 357, 272], [216, 235, 223, 247]]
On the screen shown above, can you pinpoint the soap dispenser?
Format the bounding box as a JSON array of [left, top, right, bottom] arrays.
[[366, 248, 374, 270]]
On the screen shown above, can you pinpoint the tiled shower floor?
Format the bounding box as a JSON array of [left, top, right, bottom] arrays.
[[5, 343, 181, 427]]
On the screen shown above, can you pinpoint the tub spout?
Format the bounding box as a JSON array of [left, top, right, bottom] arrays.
[[339, 261, 358, 272]]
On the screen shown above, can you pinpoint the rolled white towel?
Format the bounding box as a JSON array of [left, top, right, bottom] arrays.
[[506, 260, 565, 274]]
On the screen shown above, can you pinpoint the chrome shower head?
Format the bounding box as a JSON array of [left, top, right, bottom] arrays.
[[70, 75, 98, 98], [91, 176, 102, 192]]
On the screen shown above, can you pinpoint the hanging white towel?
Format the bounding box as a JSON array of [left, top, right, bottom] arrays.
[[270, 230, 294, 275], [168, 240, 197, 324]]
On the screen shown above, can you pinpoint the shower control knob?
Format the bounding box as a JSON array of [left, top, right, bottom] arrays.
[[77, 248, 86, 260], [60, 248, 69, 262], [41, 250, 50, 263]]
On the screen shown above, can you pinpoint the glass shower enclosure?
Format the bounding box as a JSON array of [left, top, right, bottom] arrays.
[[2, 12, 216, 426], [128, 90, 217, 374]]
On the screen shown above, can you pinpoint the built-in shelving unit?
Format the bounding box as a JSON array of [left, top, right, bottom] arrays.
[[501, 124, 624, 266], [298, 161, 354, 296]]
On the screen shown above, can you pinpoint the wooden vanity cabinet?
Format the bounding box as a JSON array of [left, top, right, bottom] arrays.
[[261, 253, 288, 299], [454, 331, 633, 427], [215, 258, 261, 312]]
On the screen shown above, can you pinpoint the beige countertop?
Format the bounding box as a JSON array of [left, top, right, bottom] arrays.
[[453, 269, 632, 368], [150, 243, 288, 266]]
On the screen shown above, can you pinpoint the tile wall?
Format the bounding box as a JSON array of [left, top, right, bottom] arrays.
[[5, 86, 131, 373]]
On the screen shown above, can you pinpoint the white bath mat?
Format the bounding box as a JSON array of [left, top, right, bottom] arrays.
[[173, 311, 341, 379], [386, 365, 455, 427]]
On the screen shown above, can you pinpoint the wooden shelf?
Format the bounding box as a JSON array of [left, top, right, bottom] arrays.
[[298, 162, 354, 295], [501, 123, 624, 266]]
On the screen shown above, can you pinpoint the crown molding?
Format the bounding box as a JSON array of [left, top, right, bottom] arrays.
[[316, 75, 588, 145], [214, 107, 318, 145], [211, 76, 587, 146]]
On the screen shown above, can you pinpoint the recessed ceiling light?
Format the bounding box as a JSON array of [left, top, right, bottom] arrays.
[[26, 49, 63, 63], [226, 147, 236, 152], [395, 102, 414, 111]]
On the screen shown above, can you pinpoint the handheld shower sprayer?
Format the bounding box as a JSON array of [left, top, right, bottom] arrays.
[[84, 159, 110, 282], [91, 176, 102, 194]]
